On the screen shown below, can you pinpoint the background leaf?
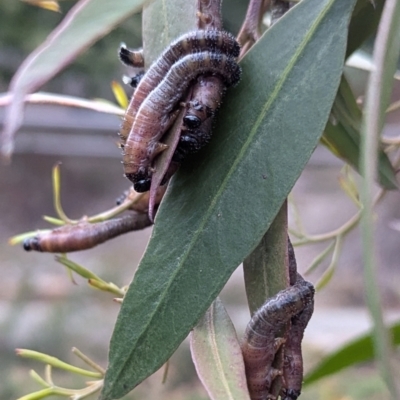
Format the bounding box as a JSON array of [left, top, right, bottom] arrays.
[[346, 0, 385, 57], [1, 0, 145, 158], [360, 0, 400, 396], [190, 298, 251, 400], [142, 0, 198, 66], [101, 0, 357, 398], [322, 75, 398, 190], [304, 321, 400, 385]]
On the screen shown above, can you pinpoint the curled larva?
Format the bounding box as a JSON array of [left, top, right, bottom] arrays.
[[123, 51, 241, 191], [23, 213, 151, 253], [119, 29, 240, 144], [241, 281, 314, 400], [123, 76, 223, 192]]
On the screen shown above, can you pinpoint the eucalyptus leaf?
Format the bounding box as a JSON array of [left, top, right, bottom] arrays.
[[304, 321, 400, 385], [322, 76, 397, 190], [346, 0, 385, 57], [142, 0, 198, 67], [190, 298, 251, 400], [2, 0, 145, 158], [101, 0, 356, 398]]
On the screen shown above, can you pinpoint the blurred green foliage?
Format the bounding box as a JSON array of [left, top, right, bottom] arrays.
[[0, 0, 248, 97], [0, 0, 142, 97]]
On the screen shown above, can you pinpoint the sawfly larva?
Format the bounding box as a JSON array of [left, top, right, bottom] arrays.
[[23, 213, 151, 253], [241, 280, 314, 400], [174, 75, 225, 161], [123, 51, 241, 192], [119, 30, 240, 145]]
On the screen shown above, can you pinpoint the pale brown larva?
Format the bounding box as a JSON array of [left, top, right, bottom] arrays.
[[241, 280, 314, 400], [23, 213, 151, 253], [118, 30, 240, 145], [123, 51, 241, 191]]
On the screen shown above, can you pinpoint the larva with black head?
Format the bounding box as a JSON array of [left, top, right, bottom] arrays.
[[118, 30, 240, 145], [175, 75, 225, 160], [23, 213, 151, 253], [123, 51, 241, 191], [126, 75, 225, 190]]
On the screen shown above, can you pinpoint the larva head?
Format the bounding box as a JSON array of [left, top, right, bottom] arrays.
[[125, 170, 152, 193], [23, 237, 40, 252], [183, 114, 202, 129], [134, 179, 151, 193]]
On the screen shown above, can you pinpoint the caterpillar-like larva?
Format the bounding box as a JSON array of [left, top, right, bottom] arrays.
[[173, 75, 225, 162], [241, 280, 314, 400], [123, 51, 241, 191], [23, 213, 151, 253], [119, 30, 240, 145], [120, 75, 224, 192]]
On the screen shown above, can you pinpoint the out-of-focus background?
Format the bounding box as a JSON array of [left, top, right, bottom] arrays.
[[1, 1, 400, 399]]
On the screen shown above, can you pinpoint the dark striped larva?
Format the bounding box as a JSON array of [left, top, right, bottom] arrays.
[[119, 75, 224, 192], [241, 281, 314, 400], [123, 51, 241, 191], [118, 30, 240, 145], [23, 213, 151, 253], [173, 75, 225, 162]]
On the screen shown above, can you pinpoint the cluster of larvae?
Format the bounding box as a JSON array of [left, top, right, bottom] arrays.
[[118, 29, 241, 192]]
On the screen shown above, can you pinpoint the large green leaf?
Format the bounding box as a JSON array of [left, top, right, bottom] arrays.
[[304, 321, 400, 385], [101, 0, 356, 398], [1, 0, 145, 158]]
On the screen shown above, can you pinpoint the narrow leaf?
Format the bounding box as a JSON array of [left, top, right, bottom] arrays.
[[142, 0, 198, 66], [2, 0, 145, 158], [102, 0, 356, 398], [190, 298, 251, 400], [304, 321, 400, 385], [322, 76, 398, 190], [360, 0, 400, 396], [346, 0, 385, 57]]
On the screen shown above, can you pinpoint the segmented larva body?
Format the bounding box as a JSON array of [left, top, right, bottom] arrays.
[[23, 213, 151, 253], [119, 75, 225, 192], [119, 30, 240, 144], [123, 51, 241, 190], [241, 281, 314, 400]]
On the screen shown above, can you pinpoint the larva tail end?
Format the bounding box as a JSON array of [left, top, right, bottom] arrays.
[[118, 45, 144, 68]]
